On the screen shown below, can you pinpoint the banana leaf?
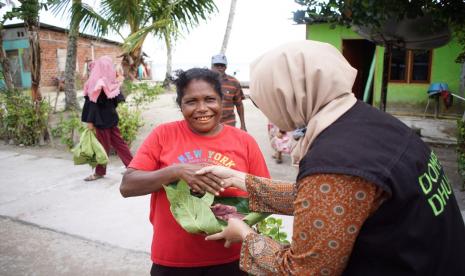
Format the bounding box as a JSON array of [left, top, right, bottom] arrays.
[[164, 180, 270, 235]]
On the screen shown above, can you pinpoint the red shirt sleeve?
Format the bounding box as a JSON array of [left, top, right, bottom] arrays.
[[128, 127, 162, 171]]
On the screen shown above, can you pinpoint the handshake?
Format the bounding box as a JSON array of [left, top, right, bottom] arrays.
[[193, 165, 247, 194]]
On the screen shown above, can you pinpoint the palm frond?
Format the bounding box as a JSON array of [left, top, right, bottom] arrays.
[[123, 18, 170, 52]]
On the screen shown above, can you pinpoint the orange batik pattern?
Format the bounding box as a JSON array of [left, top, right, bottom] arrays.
[[240, 174, 384, 275]]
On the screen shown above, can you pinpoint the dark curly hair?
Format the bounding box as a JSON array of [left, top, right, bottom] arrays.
[[173, 68, 223, 107]]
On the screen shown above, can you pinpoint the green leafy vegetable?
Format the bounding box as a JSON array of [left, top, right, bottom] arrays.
[[164, 180, 270, 235], [164, 180, 223, 234], [72, 129, 108, 167]]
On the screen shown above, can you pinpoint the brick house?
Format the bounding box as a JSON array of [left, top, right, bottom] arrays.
[[1, 22, 123, 90]]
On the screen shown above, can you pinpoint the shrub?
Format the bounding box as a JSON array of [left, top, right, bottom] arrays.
[[51, 112, 85, 149], [122, 81, 164, 109], [51, 81, 163, 148], [0, 89, 50, 146], [117, 104, 143, 146]]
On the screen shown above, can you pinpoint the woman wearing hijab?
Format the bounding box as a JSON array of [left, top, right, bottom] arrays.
[[81, 56, 133, 181], [197, 41, 465, 275]]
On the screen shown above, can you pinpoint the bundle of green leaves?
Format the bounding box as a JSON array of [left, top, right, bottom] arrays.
[[72, 129, 109, 168], [164, 180, 269, 235]]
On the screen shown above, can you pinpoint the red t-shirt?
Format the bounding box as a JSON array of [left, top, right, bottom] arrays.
[[129, 120, 270, 267]]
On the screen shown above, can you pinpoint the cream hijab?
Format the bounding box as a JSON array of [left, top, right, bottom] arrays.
[[249, 40, 358, 163]]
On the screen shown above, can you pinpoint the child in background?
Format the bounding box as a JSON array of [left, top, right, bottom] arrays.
[[268, 123, 291, 164]]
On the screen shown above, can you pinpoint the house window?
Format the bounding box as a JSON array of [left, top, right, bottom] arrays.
[[389, 48, 407, 81], [389, 48, 432, 83]]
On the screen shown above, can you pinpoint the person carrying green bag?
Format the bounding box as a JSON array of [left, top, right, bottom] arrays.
[[81, 56, 133, 181]]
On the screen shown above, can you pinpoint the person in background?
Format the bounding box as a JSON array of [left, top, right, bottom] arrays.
[[197, 41, 465, 275], [115, 64, 125, 82], [211, 54, 247, 131], [81, 56, 133, 181], [119, 68, 269, 275], [268, 123, 292, 164]]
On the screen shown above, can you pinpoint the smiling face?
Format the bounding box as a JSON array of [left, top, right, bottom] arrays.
[[181, 79, 223, 136]]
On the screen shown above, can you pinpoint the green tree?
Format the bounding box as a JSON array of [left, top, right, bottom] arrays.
[[50, 0, 109, 110], [122, 0, 217, 83], [294, 0, 465, 110]]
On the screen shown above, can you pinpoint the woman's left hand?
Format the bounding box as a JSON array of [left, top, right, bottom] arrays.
[[205, 218, 254, 248]]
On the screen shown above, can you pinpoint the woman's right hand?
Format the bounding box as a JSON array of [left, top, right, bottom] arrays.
[[196, 166, 247, 191], [175, 164, 225, 195], [87, 123, 95, 130]]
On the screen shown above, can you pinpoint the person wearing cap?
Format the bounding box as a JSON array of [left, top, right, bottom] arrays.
[[211, 54, 247, 131]]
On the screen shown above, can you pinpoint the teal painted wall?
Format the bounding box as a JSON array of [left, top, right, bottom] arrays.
[[307, 23, 462, 108], [3, 39, 29, 49], [2, 39, 31, 88]]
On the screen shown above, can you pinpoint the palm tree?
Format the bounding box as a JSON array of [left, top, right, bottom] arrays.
[[122, 0, 217, 82], [220, 0, 237, 54], [51, 0, 109, 110], [162, 28, 173, 88], [52, 0, 216, 85]]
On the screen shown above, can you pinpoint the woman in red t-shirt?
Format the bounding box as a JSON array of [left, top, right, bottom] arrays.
[[120, 68, 269, 276]]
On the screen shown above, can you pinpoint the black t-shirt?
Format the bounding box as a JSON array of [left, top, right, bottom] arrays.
[[81, 92, 123, 129]]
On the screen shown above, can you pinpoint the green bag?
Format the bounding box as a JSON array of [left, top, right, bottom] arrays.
[[164, 180, 269, 235], [72, 129, 109, 167]]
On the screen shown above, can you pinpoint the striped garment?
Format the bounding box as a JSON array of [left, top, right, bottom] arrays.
[[220, 74, 244, 126]]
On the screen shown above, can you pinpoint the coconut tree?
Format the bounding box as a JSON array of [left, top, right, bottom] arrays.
[[51, 0, 110, 110], [162, 28, 173, 88], [123, 0, 217, 83], [220, 0, 237, 55]]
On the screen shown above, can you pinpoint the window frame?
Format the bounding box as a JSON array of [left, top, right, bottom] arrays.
[[388, 48, 432, 84], [388, 48, 409, 83], [408, 49, 433, 84]]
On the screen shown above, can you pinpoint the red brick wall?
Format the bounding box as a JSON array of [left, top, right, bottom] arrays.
[[39, 28, 123, 88]]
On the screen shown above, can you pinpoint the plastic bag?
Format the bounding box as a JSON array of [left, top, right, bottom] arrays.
[[72, 129, 109, 167]]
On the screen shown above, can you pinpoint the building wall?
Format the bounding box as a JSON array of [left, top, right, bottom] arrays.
[[2, 27, 123, 89], [39, 28, 123, 88], [3, 38, 31, 87], [307, 23, 463, 114]]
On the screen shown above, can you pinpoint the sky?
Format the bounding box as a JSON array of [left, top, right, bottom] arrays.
[[147, 0, 306, 80], [1, 0, 305, 81]]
